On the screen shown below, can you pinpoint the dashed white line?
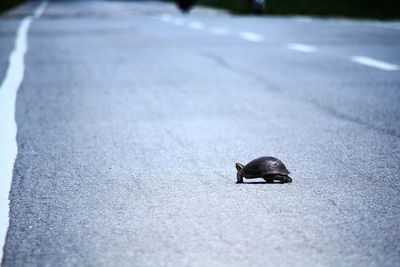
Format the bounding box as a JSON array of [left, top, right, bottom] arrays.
[[287, 43, 316, 53], [188, 21, 204, 30], [171, 17, 184, 26], [0, 0, 48, 260], [160, 18, 399, 73], [209, 26, 229, 35], [161, 14, 172, 22], [351, 56, 399, 71], [240, 32, 264, 42]]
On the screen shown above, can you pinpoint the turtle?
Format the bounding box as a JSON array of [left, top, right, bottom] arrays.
[[236, 156, 292, 184]]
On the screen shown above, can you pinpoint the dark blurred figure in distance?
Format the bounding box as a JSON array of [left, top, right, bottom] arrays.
[[250, 0, 265, 14], [176, 0, 196, 13]]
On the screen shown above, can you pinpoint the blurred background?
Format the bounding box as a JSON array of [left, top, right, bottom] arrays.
[[2, 0, 400, 18], [166, 0, 400, 19], [197, 0, 400, 19]]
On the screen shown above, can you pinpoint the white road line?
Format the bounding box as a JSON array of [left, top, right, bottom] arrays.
[[171, 17, 184, 26], [188, 21, 204, 30], [33, 0, 47, 18], [240, 32, 264, 42], [351, 56, 399, 71], [286, 43, 316, 53], [209, 26, 229, 35], [0, 0, 48, 261], [161, 14, 172, 22]]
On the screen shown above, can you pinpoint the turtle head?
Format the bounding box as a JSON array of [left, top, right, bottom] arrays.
[[235, 163, 244, 172]]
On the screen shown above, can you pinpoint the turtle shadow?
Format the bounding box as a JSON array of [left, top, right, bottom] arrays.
[[239, 181, 286, 185]]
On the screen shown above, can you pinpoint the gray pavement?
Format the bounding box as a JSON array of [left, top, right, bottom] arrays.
[[1, 0, 400, 266]]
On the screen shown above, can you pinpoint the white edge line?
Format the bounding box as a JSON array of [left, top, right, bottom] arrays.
[[33, 0, 48, 18], [0, 0, 48, 262], [351, 56, 399, 71]]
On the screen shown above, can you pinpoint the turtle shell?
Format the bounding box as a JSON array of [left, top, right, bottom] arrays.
[[243, 156, 290, 176]]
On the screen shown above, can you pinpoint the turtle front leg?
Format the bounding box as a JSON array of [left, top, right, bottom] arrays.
[[236, 172, 244, 184], [277, 175, 292, 183], [263, 177, 273, 183]]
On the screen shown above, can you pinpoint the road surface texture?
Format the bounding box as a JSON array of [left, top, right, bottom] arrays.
[[1, 0, 400, 266]]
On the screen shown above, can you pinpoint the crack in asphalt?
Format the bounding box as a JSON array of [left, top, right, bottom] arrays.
[[197, 50, 282, 92], [310, 100, 400, 139]]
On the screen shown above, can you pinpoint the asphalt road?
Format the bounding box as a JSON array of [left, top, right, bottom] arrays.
[[1, 0, 400, 266]]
